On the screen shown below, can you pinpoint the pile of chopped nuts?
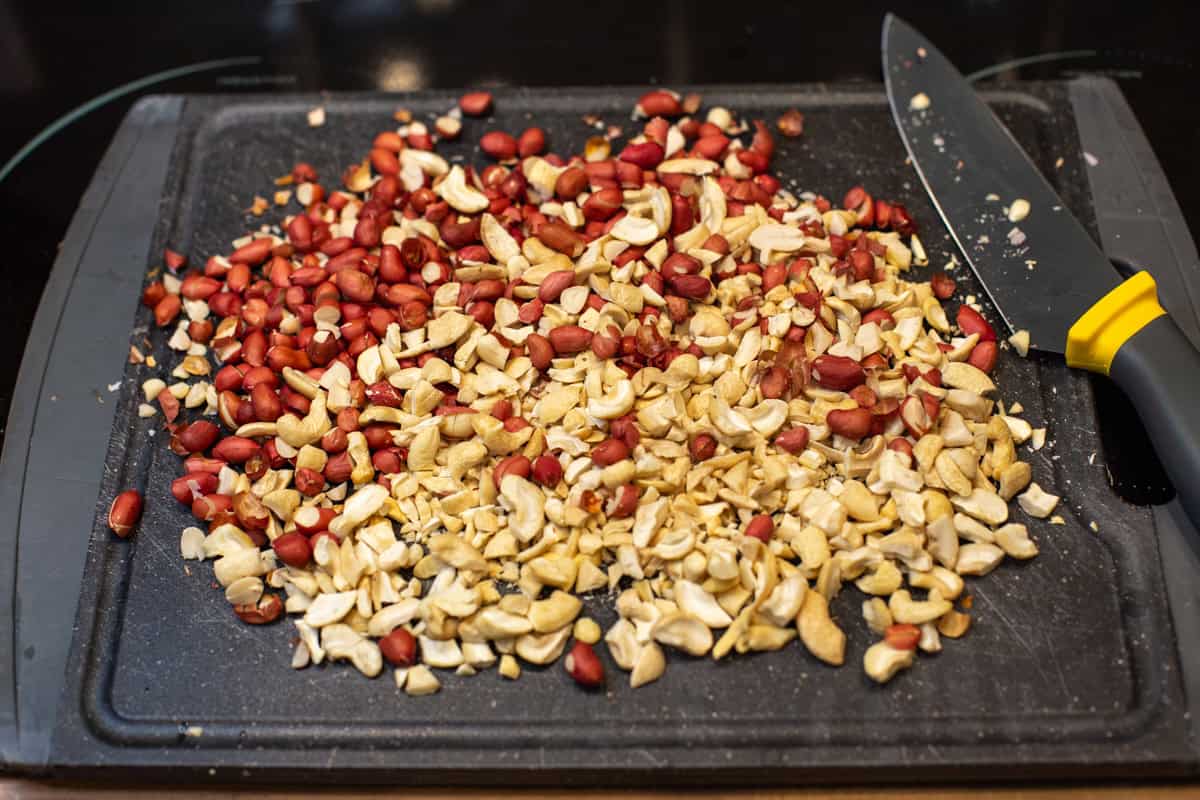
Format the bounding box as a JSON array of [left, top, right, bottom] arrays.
[[128, 89, 1060, 693]]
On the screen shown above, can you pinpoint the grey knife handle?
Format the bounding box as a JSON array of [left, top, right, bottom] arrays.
[[1109, 313, 1200, 529]]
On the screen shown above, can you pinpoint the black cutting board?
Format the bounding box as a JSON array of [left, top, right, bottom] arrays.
[[2, 83, 1198, 784]]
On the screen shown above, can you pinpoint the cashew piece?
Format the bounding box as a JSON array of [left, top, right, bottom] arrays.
[[514, 625, 571, 665], [863, 640, 915, 684], [528, 590, 583, 633], [610, 215, 660, 246], [674, 579, 733, 628], [588, 379, 636, 420], [1018, 482, 1060, 519], [276, 389, 332, 448], [651, 612, 714, 656], [887, 589, 952, 625], [328, 483, 389, 538], [436, 165, 489, 213], [500, 474, 546, 543], [797, 591, 845, 666], [630, 641, 666, 688], [605, 618, 641, 670]]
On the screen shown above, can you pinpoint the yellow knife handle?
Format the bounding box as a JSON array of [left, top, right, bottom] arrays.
[[1067, 270, 1200, 527], [1065, 271, 1166, 374]]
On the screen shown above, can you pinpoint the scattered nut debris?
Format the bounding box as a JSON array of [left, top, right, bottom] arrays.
[[909, 92, 931, 111], [1008, 329, 1030, 357], [307, 107, 326, 127], [776, 109, 805, 138], [1007, 198, 1031, 223], [1084, 151, 1099, 167]]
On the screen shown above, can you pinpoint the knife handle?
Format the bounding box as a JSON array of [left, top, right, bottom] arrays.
[[1067, 271, 1200, 527]]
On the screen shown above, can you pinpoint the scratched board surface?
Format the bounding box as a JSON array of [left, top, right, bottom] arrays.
[[53, 87, 1190, 783]]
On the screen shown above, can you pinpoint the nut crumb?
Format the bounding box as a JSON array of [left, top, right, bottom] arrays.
[[307, 107, 326, 127], [1008, 330, 1030, 356], [909, 92, 931, 111], [1054, 157, 1065, 169], [1031, 428, 1047, 450], [1007, 198, 1031, 222], [1089, 521, 1099, 532], [1084, 151, 1099, 166], [1049, 515, 1066, 526]]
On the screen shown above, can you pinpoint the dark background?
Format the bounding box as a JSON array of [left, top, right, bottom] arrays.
[[0, 0, 1197, 433]]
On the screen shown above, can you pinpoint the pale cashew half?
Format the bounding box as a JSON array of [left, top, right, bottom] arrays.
[[480, 212, 520, 263], [862, 597, 893, 635], [632, 497, 670, 549], [500, 474, 546, 543], [630, 640, 666, 688], [950, 488, 1009, 526], [747, 223, 806, 256], [888, 589, 952, 625], [699, 176, 726, 231], [863, 640, 915, 684], [651, 612, 714, 656], [1018, 482, 1060, 519], [436, 165, 489, 213], [471, 606, 534, 639], [366, 598, 421, 637], [743, 399, 789, 437], [276, 390, 332, 448], [674, 579, 733, 628], [304, 591, 358, 627], [995, 523, 1038, 559], [797, 591, 845, 666], [428, 534, 487, 572], [529, 590, 583, 633], [588, 379, 636, 420], [941, 361, 996, 395], [758, 574, 807, 627], [956, 542, 1005, 576], [658, 158, 719, 175], [328, 483, 389, 538], [419, 636, 465, 669], [610, 215, 660, 246], [605, 618, 641, 670], [515, 625, 571, 665]]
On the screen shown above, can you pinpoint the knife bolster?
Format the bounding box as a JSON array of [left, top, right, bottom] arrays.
[[1065, 271, 1166, 374]]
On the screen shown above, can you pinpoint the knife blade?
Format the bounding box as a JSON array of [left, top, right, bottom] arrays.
[[881, 14, 1120, 354], [882, 13, 1200, 529]]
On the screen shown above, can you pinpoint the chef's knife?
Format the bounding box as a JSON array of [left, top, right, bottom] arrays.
[[882, 14, 1200, 528]]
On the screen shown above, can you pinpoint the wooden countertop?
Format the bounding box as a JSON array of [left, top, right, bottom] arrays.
[[3, 782, 1200, 799]]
